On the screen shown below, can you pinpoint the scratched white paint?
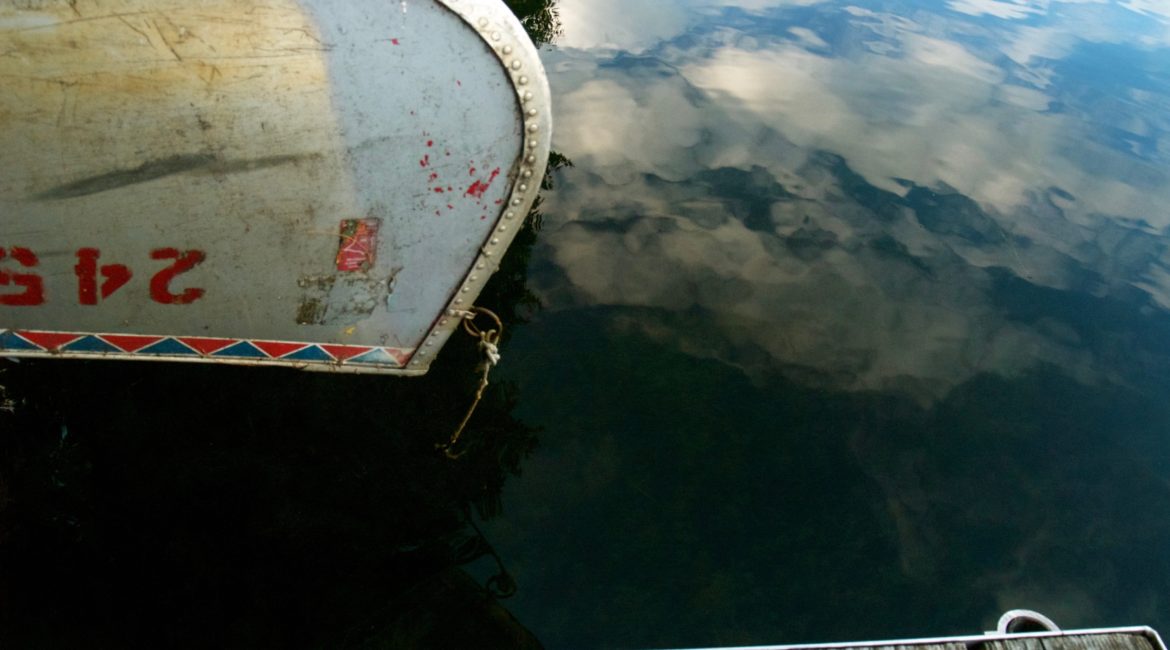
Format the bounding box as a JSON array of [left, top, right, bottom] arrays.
[[0, 0, 546, 374]]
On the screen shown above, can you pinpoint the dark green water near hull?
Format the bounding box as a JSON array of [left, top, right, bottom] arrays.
[[485, 306, 1170, 648]]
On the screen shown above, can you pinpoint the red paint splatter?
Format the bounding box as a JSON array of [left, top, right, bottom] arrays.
[[428, 172, 439, 181], [391, 38, 399, 45], [464, 167, 501, 199], [419, 154, 430, 168], [469, 167, 477, 176], [494, 199, 503, 205], [446, 186, 452, 192], [426, 140, 433, 147], [433, 187, 444, 193], [480, 215, 487, 220], [457, 80, 462, 87], [446, 204, 454, 210]]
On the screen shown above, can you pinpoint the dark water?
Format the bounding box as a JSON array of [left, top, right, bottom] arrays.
[[4, 0, 1170, 649], [479, 0, 1170, 647]]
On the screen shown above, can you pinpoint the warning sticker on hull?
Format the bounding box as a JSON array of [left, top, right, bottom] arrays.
[[335, 218, 380, 272]]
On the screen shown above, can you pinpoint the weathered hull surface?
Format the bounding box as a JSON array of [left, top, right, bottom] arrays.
[[0, 0, 550, 374]]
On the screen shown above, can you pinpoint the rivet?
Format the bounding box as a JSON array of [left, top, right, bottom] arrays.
[[512, 198, 522, 206], [426, 340, 434, 346], [511, 60, 522, 70], [523, 91, 533, 101], [470, 275, 478, 281], [527, 108, 537, 117], [440, 319, 448, 325], [502, 45, 513, 55], [476, 263, 486, 269], [522, 170, 533, 178], [505, 211, 515, 219], [491, 238, 500, 245], [519, 183, 528, 192], [526, 155, 536, 164], [491, 32, 502, 41], [447, 309, 456, 316], [461, 286, 470, 293], [483, 250, 493, 257], [518, 76, 528, 85], [478, 17, 489, 28], [498, 225, 508, 232], [455, 298, 463, 305], [418, 350, 428, 356], [527, 140, 538, 149]]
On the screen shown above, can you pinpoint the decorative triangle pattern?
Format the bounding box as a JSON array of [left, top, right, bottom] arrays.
[[252, 341, 307, 358], [179, 337, 235, 355], [0, 330, 40, 351], [0, 329, 410, 370], [284, 345, 334, 362], [350, 348, 400, 366], [212, 341, 266, 359], [140, 338, 198, 355], [320, 344, 373, 362], [102, 334, 164, 352], [64, 335, 121, 353], [18, 330, 81, 351]]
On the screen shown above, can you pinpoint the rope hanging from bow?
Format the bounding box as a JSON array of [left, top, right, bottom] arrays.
[[437, 306, 502, 459]]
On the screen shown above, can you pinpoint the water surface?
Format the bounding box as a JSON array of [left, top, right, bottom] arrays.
[[2, 1, 1170, 648], [480, 0, 1170, 647]]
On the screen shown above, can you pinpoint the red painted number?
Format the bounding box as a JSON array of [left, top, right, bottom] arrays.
[[75, 248, 133, 305], [0, 246, 45, 306], [150, 248, 206, 305], [0, 246, 206, 307]]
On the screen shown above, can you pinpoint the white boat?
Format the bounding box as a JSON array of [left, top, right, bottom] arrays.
[[0, 0, 551, 375]]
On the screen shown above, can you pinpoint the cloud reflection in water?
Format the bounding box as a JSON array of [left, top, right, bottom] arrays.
[[485, 2, 1170, 647], [538, 0, 1170, 401]]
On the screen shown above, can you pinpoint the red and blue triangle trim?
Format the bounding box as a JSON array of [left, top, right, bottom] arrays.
[[0, 329, 410, 369]]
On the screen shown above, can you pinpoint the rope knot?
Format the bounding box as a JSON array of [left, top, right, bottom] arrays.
[[479, 339, 501, 367]]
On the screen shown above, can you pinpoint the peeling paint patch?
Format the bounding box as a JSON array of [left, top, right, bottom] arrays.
[[296, 269, 398, 326]]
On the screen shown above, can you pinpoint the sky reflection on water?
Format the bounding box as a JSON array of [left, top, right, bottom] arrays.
[[483, 0, 1170, 648], [542, 0, 1170, 398]]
